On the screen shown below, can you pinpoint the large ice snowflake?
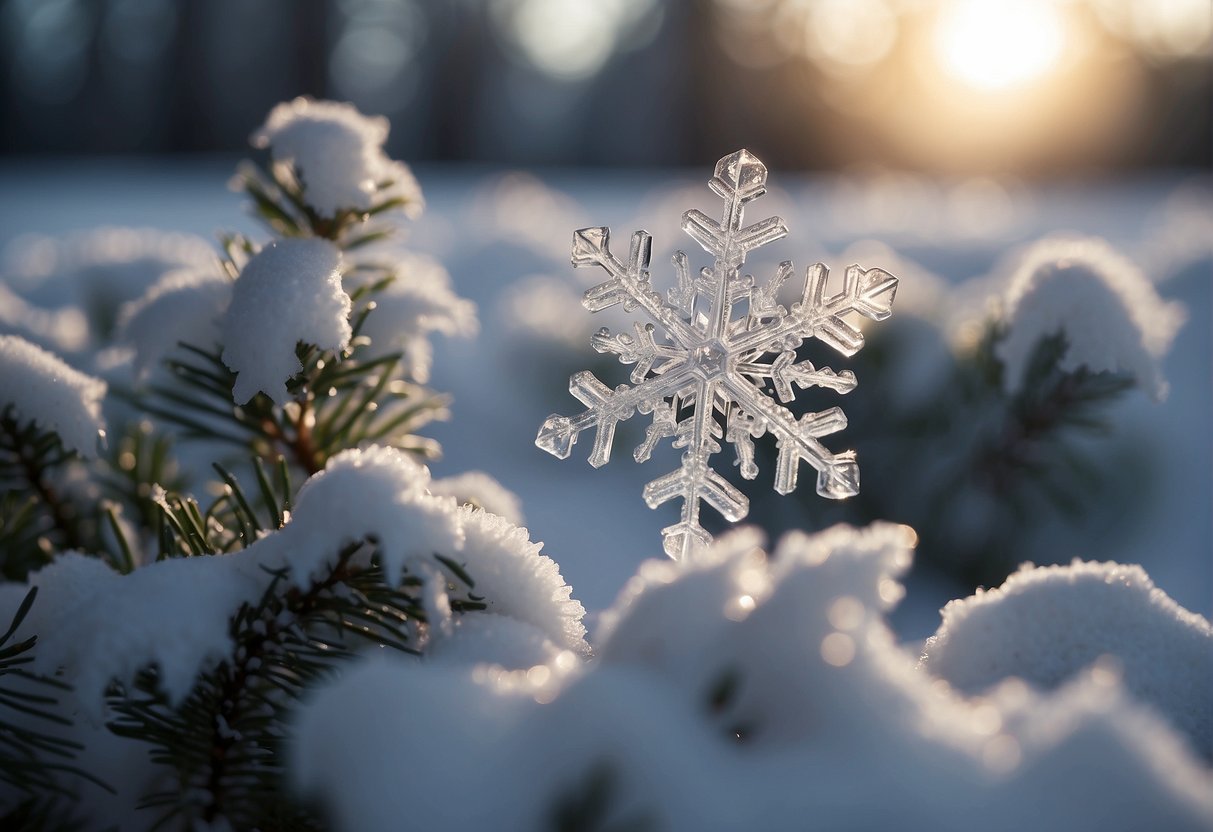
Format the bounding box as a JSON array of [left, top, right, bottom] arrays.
[[537, 151, 898, 559]]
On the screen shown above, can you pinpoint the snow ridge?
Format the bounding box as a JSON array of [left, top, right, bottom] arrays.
[[9, 446, 586, 718]]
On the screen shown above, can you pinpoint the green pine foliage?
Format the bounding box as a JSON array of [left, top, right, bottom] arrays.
[[740, 323, 1140, 587], [0, 588, 107, 832], [0, 116, 477, 829]]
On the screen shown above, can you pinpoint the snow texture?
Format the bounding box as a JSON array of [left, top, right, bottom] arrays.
[[537, 150, 898, 559], [920, 559, 1213, 758], [291, 525, 1213, 832], [252, 97, 423, 219], [429, 470, 525, 525], [19, 552, 261, 721], [426, 613, 565, 669], [997, 236, 1185, 400], [117, 269, 233, 379], [11, 446, 585, 720], [220, 238, 351, 404], [251, 445, 463, 588], [0, 334, 106, 455], [449, 505, 588, 655], [355, 252, 478, 383]]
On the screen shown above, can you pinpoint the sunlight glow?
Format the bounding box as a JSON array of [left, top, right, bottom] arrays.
[[494, 0, 661, 82], [934, 0, 1068, 91]]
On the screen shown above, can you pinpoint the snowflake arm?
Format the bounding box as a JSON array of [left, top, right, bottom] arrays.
[[536, 150, 898, 559]]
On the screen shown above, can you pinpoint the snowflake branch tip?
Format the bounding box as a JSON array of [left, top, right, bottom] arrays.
[[536, 150, 898, 559]]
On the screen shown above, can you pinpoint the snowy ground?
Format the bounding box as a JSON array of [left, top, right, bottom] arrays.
[[1, 158, 1208, 633]]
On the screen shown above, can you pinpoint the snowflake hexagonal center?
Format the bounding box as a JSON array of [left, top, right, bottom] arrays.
[[688, 340, 730, 381]]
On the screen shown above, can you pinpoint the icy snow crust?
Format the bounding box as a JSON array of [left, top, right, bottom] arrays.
[[292, 524, 1213, 832], [0, 334, 106, 455], [920, 559, 1213, 757], [10, 446, 586, 722], [220, 238, 351, 404], [997, 236, 1185, 399], [253, 97, 423, 219]]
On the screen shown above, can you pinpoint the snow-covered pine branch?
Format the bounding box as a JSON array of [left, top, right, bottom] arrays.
[[997, 236, 1186, 400]]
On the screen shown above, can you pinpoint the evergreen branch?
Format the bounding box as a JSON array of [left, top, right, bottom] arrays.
[[107, 527, 476, 830], [0, 588, 110, 810], [0, 411, 86, 579]]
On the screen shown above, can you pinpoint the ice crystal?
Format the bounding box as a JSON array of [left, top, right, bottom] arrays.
[[536, 151, 898, 559]]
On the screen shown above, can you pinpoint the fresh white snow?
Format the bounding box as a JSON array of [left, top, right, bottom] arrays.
[[0, 334, 107, 455], [6, 445, 586, 722], [920, 558, 1213, 757], [219, 238, 351, 404], [117, 268, 233, 379], [252, 97, 423, 218], [291, 524, 1213, 831], [996, 236, 1186, 399]]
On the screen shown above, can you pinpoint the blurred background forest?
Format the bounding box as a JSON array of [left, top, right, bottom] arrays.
[[2, 0, 1210, 175]]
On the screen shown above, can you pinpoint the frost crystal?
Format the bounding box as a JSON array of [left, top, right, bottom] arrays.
[[537, 151, 898, 559]]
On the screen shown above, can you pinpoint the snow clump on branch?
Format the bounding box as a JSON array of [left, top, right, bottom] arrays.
[[1, 445, 586, 718], [252, 97, 423, 219], [996, 237, 1185, 399], [220, 238, 351, 405], [0, 334, 106, 455]]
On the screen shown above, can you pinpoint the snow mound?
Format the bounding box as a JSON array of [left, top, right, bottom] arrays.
[[255, 445, 462, 587], [920, 559, 1213, 757], [21, 553, 261, 721], [996, 236, 1185, 399], [252, 97, 422, 218], [220, 238, 351, 404], [356, 252, 477, 383], [290, 524, 1213, 831], [0, 334, 106, 455], [117, 269, 233, 379], [429, 470, 525, 525]]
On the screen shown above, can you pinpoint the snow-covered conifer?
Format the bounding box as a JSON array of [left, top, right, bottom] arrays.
[[252, 97, 422, 219], [997, 236, 1185, 399]]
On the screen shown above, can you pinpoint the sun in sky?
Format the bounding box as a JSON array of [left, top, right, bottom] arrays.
[[933, 0, 1069, 91]]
